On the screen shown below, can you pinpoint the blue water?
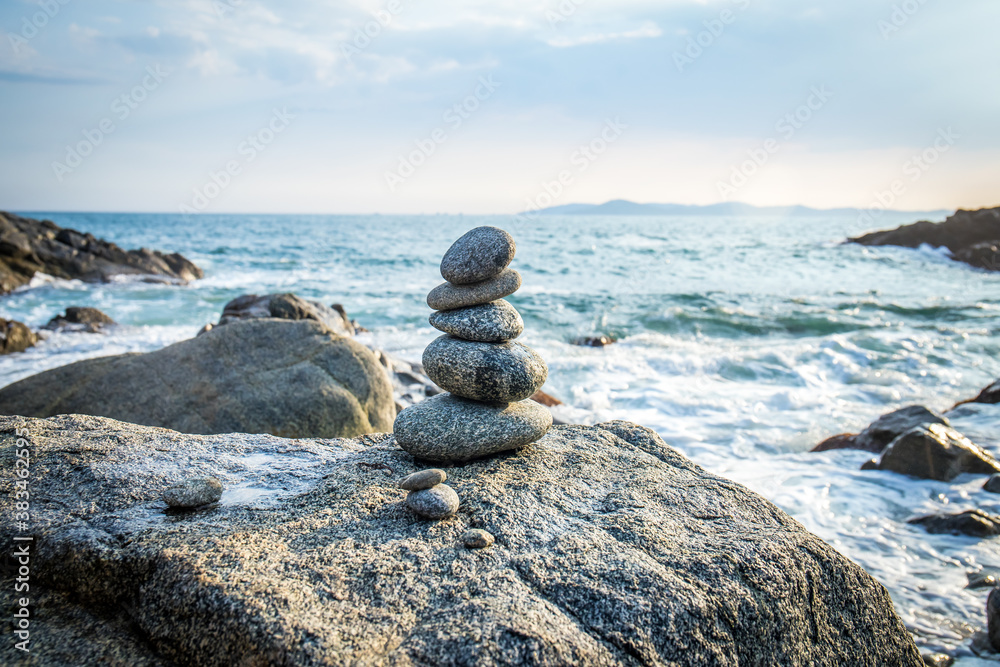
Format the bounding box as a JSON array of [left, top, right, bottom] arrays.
[[4, 212, 1000, 661]]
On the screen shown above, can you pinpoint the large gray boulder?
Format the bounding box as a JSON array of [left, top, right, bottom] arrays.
[[211, 292, 356, 338], [0, 211, 202, 294], [0, 415, 921, 665], [0, 319, 394, 438]]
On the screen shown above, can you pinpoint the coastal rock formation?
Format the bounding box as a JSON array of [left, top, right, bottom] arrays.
[[43, 306, 116, 333], [0, 319, 393, 438], [966, 379, 1000, 406], [813, 405, 950, 453], [0, 414, 922, 665], [989, 588, 1000, 652], [212, 292, 357, 338], [849, 206, 1000, 272], [0, 211, 203, 293], [908, 510, 1000, 538], [877, 424, 1000, 481], [0, 317, 36, 354]]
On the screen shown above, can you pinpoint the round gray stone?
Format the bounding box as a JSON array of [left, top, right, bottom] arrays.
[[427, 269, 521, 311], [163, 477, 223, 509], [422, 335, 547, 403], [463, 529, 495, 549], [406, 484, 460, 519], [394, 393, 553, 462], [429, 300, 524, 343], [440, 226, 516, 285], [399, 468, 447, 491]]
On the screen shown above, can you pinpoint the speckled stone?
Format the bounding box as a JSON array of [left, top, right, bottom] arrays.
[[422, 335, 547, 403], [163, 477, 223, 509], [463, 529, 495, 549], [394, 393, 553, 462], [399, 469, 447, 491], [426, 269, 521, 311], [440, 226, 516, 285], [429, 300, 524, 343], [406, 484, 460, 519]]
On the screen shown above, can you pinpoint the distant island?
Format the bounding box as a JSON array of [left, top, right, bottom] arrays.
[[523, 199, 951, 218]]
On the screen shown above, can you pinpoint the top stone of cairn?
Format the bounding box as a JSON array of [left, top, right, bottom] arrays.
[[440, 226, 516, 285]]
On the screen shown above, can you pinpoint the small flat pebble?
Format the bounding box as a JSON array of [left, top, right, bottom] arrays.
[[406, 484, 460, 519], [440, 226, 516, 285], [399, 469, 447, 491], [429, 300, 524, 343], [463, 529, 495, 549], [163, 477, 223, 509], [427, 269, 521, 311]]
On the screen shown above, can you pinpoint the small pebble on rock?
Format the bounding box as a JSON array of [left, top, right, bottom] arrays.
[[406, 484, 460, 519], [463, 529, 495, 549], [163, 477, 223, 509], [399, 468, 447, 491], [985, 474, 1000, 494]]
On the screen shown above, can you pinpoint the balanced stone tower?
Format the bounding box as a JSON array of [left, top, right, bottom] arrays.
[[394, 227, 552, 462]]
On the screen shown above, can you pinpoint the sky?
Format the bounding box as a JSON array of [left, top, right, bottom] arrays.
[[0, 0, 997, 215]]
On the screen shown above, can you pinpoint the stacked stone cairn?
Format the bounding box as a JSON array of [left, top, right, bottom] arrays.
[[394, 226, 552, 474]]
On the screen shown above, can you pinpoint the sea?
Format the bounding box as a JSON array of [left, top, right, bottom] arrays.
[[4, 211, 1000, 662]]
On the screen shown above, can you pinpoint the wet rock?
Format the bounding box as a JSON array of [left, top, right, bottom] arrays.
[[394, 393, 552, 462], [986, 474, 1000, 494], [422, 335, 548, 403], [406, 484, 459, 519], [908, 510, 1000, 538], [163, 477, 223, 509], [571, 335, 616, 347], [429, 300, 524, 343], [921, 654, 954, 667], [860, 459, 879, 471], [217, 293, 355, 337], [967, 567, 1000, 590], [0, 319, 394, 439], [858, 406, 950, 454], [0, 211, 202, 294], [463, 529, 495, 549], [439, 226, 516, 285], [989, 587, 1000, 651], [969, 379, 1000, 406], [877, 424, 1000, 481], [812, 433, 860, 453], [0, 318, 36, 354], [43, 307, 116, 333], [0, 415, 923, 665], [955, 241, 1000, 271], [426, 269, 522, 311], [398, 469, 446, 491]]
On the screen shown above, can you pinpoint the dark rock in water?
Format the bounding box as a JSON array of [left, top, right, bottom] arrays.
[[0, 319, 394, 438], [921, 653, 954, 667], [0, 211, 203, 294], [394, 393, 552, 462], [163, 477, 223, 509], [812, 433, 859, 452], [398, 468, 446, 491], [463, 529, 494, 549], [849, 206, 1000, 272], [989, 587, 1000, 651], [429, 300, 524, 343], [426, 269, 521, 311], [43, 306, 116, 333], [986, 474, 1000, 494], [856, 406, 950, 454], [908, 510, 1000, 538], [571, 335, 616, 347], [0, 318, 37, 354], [967, 567, 1000, 590], [860, 459, 879, 471], [406, 484, 460, 519], [877, 424, 1000, 481], [968, 379, 1000, 406], [422, 335, 548, 403], [0, 415, 923, 665], [439, 226, 516, 285], [216, 292, 356, 337]]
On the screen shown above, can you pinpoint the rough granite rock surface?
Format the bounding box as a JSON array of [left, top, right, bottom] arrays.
[[394, 393, 553, 462], [429, 300, 524, 343], [0, 415, 921, 666], [0, 319, 394, 438], [426, 269, 522, 311], [439, 226, 516, 285], [423, 335, 548, 403]]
